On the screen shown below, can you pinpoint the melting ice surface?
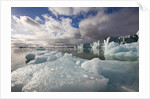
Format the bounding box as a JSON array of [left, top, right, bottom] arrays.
[[11, 42, 139, 92]]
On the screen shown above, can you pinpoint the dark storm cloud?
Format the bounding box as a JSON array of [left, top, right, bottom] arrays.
[[79, 7, 139, 40]]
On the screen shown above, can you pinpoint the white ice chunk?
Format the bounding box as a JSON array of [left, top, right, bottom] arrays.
[[30, 56, 48, 64], [27, 51, 64, 64], [83, 74, 88, 78], [104, 42, 139, 61], [76, 61, 80, 66], [81, 59, 139, 91], [11, 54, 108, 92], [55, 52, 63, 58], [81, 58, 101, 74], [47, 56, 56, 61], [64, 53, 72, 57], [36, 47, 46, 50]]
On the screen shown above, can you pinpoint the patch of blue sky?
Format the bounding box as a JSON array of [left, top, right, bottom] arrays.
[[52, 32, 58, 36], [104, 7, 123, 14], [11, 7, 48, 18], [71, 10, 98, 28]]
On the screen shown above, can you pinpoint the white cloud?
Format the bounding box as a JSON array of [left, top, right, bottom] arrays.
[[35, 16, 43, 23], [48, 7, 73, 16], [20, 16, 42, 30], [11, 14, 82, 47], [48, 7, 98, 16], [43, 15, 81, 39]]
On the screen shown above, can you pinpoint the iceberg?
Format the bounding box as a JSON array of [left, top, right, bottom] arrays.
[[11, 51, 109, 92], [81, 58, 101, 74], [136, 31, 139, 42], [136, 31, 139, 36], [81, 58, 139, 91], [76, 41, 103, 51], [25, 53, 35, 60], [74, 32, 139, 61], [77, 43, 83, 49], [25, 53, 35, 63], [36, 46, 46, 50], [104, 41, 139, 61], [105, 34, 138, 45], [91, 40, 103, 50], [76, 43, 91, 49], [27, 51, 63, 64]]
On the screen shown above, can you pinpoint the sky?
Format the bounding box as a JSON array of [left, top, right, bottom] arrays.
[[11, 7, 139, 47]]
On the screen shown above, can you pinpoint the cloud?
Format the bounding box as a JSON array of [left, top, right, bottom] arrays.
[[35, 16, 43, 23], [20, 16, 42, 29], [11, 16, 45, 47], [11, 14, 82, 47], [43, 15, 81, 39], [48, 7, 99, 16], [12, 16, 42, 34], [11, 7, 139, 47], [79, 7, 139, 40]]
